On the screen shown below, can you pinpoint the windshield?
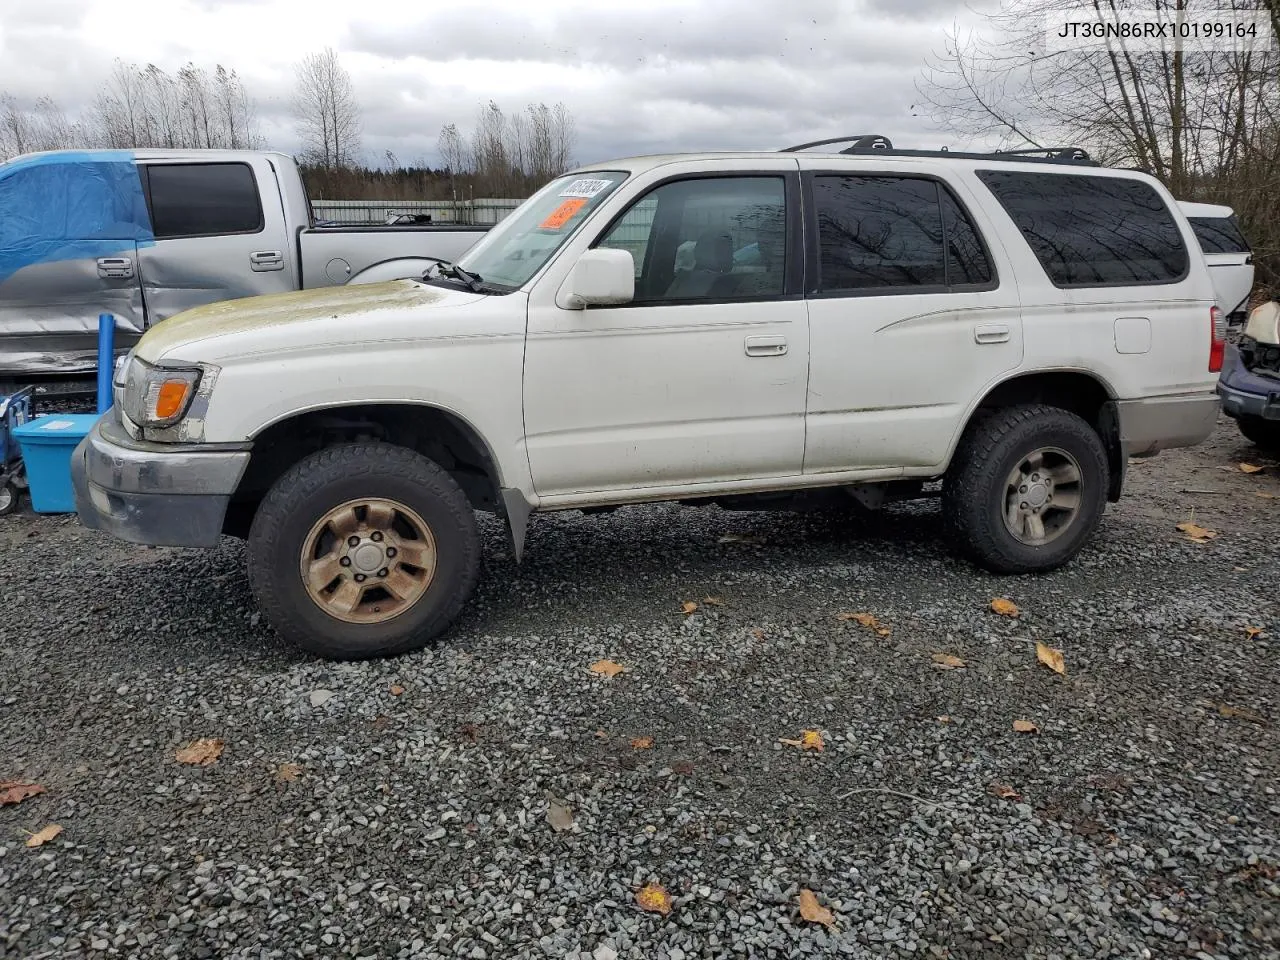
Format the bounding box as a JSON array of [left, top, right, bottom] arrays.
[[455, 170, 628, 288]]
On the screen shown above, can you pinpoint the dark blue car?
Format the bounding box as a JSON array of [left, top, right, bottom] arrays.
[[1217, 302, 1280, 451]]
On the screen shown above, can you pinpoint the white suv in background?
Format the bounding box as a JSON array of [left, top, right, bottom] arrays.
[[73, 136, 1224, 660], [1179, 200, 1255, 324]]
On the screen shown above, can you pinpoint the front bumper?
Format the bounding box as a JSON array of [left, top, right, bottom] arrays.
[[72, 411, 251, 547], [1113, 391, 1220, 458], [1216, 343, 1280, 422]]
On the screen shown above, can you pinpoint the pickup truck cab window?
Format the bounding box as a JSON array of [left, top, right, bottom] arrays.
[[977, 170, 1189, 287], [144, 163, 264, 239], [596, 176, 787, 303], [454, 170, 627, 289]]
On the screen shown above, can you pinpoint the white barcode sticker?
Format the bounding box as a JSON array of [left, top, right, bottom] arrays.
[[41, 419, 76, 431], [559, 178, 611, 199]]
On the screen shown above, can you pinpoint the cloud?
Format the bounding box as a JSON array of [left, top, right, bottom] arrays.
[[0, 0, 974, 167]]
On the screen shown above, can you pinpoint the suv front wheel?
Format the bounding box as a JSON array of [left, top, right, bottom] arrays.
[[944, 404, 1109, 574], [247, 443, 481, 660]]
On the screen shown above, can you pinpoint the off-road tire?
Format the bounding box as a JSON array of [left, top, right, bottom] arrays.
[[943, 404, 1109, 574], [1237, 415, 1280, 453], [247, 442, 481, 660]]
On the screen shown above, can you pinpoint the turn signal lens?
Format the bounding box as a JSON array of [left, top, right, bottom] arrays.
[[155, 379, 193, 420]]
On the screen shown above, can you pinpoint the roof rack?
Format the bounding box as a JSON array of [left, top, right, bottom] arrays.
[[779, 134, 1098, 166]]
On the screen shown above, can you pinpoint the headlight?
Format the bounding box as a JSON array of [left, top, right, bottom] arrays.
[[123, 357, 203, 428]]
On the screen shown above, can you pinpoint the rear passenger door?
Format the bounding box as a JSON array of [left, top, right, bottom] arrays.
[[800, 165, 1023, 473], [136, 158, 294, 324]]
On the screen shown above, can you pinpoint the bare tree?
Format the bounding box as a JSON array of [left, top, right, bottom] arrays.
[[919, 0, 1280, 294], [292, 47, 362, 169]]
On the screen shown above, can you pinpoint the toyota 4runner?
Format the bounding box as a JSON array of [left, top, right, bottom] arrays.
[[72, 136, 1224, 660]]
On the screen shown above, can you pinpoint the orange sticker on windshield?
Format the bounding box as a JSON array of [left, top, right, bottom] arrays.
[[540, 197, 587, 230]]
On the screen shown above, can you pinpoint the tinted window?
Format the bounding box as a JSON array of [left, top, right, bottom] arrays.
[[978, 171, 1187, 286], [942, 189, 993, 286], [814, 176, 945, 291], [1189, 216, 1250, 254], [146, 163, 263, 238], [598, 176, 786, 303]]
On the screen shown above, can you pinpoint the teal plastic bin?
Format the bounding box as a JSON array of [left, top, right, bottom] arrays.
[[12, 414, 100, 514]]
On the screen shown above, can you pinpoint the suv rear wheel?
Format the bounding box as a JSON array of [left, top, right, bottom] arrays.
[[247, 443, 481, 660], [944, 404, 1108, 574], [1237, 415, 1280, 453]]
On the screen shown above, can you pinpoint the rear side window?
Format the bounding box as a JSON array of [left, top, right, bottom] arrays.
[[977, 170, 1187, 287], [1189, 216, 1250, 254], [812, 175, 993, 293], [145, 163, 263, 239]]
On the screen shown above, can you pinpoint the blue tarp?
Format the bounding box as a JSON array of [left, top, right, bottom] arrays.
[[0, 150, 153, 286]]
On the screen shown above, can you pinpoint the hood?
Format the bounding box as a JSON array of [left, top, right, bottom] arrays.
[[135, 280, 485, 363]]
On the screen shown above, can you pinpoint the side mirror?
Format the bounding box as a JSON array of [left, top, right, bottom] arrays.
[[563, 248, 634, 308]]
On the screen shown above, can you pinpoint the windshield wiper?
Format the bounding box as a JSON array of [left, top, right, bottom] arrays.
[[422, 259, 489, 293]]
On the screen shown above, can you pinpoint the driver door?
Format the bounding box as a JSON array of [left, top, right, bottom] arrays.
[[522, 163, 809, 499]]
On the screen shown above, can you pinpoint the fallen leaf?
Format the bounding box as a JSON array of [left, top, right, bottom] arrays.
[[1012, 719, 1039, 734], [275, 763, 304, 782], [389, 684, 405, 697], [702, 596, 725, 606], [175, 738, 224, 766], [931, 653, 966, 669], [1217, 703, 1267, 725], [988, 781, 1022, 801], [838, 612, 892, 636], [25, 824, 61, 848], [990, 598, 1020, 618], [680, 601, 699, 615], [798, 889, 835, 928], [1176, 520, 1217, 543], [1239, 463, 1265, 474], [937, 715, 953, 724], [1035, 642, 1067, 676], [1257, 491, 1278, 500], [1245, 626, 1263, 639], [750, 628, 766, 640], [547, 797, 574, 832], [595, 729, 609, 739], [635, 882, 672, 915], [780, 729, 825, 752], [457, 723, 480, 742], [630, 736, 654, 750], [589, 659, 626, 678], [0, 782, 45, 806]]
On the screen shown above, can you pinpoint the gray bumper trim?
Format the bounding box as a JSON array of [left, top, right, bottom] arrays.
[[72, 414, 251, 548], [1115, 393, 1220, 457], [1218, 381, 1280, 421]]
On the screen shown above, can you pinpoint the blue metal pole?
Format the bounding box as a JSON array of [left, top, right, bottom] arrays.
[[97, 313, 115, 414]]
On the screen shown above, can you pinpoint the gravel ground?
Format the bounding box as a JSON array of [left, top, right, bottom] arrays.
[[1, 416, 1277, 960]]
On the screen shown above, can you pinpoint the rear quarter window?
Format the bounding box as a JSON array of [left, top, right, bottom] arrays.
[[1189, 216, 1250, 255], [977, 170, 1188, 287]]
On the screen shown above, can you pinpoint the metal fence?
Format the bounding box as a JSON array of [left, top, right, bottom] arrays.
[[311, 199, 524, 226]]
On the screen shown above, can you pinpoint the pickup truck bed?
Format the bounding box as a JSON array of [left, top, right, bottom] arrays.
[[300, 225, 487, 286]]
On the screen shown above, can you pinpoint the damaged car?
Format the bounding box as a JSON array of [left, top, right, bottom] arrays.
[[1218, 300, 1280, 451]]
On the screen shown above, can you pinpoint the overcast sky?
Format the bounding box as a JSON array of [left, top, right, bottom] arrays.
[[0, 0, 989, 167]]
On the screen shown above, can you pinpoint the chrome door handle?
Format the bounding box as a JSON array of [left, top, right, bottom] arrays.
[[974, 323, 1011, 344], [745, 335, 787, 357], [97, 257, 134, 279], [250, 250, 285, 272]]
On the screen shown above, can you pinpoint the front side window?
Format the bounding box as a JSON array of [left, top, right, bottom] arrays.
[[811, 176, 993, 294], [145, 163, 263, 238], [978, 170, 1188, 287], [455, 171, 628, 289], [1189, 216, 1250, 255], [597, 176, 786, 303]]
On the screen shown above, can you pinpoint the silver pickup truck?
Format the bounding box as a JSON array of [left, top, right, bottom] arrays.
[[0, 148, 488, 382]]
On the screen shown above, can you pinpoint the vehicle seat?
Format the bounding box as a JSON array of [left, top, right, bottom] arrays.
[[664, 229, 733, 299]]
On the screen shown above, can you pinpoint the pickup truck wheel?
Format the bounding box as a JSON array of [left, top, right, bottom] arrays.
[[247, 443, 480, 660], [944, 404, 1108, 574], [1237, 415, 1280, 452]]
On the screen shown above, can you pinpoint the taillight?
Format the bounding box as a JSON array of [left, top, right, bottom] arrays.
[[1209, 306, 1225, 372]]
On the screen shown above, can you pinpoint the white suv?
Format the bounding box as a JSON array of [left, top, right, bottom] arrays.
[[73, 137, 1224, 659]]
